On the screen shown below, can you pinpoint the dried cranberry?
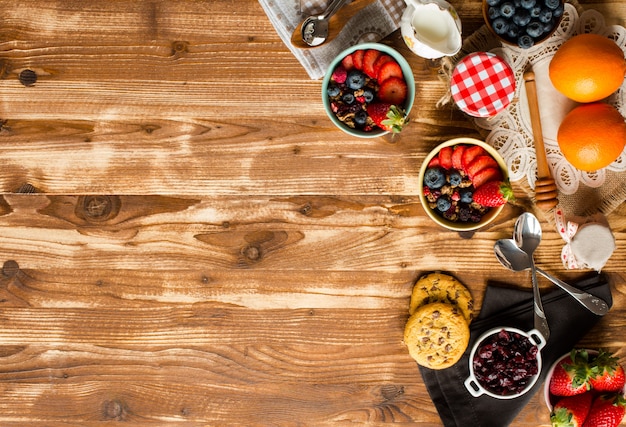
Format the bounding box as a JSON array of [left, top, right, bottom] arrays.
[[472, 329, 539, 396]]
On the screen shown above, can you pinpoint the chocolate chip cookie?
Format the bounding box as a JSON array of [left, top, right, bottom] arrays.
[[404, 301, 470, 370], [409, 272, 474, 323]]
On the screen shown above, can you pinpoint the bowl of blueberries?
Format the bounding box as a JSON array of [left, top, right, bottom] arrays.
[[483, 0, 565, 49], [418, 138, 509, 232]]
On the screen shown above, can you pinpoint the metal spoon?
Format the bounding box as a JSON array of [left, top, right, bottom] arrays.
[[513, 212, 550, 340], [494, 239, 609, 316], [300, 0, 351, 47]]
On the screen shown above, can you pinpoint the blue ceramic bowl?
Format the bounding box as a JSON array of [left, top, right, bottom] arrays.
[[322, 43, 415, 138]]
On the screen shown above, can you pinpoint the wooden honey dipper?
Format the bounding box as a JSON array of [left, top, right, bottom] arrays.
[[523, 70, 559, 211]]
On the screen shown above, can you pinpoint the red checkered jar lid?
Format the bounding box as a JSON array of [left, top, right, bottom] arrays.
[[450, 52, 516, 118]]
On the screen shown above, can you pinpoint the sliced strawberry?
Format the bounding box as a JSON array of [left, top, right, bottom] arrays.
[[471, 166, 503, 188], [377, 60, 403, 84], [373, 54, 394, 78], [363, 49, 382, 78], [466, 155, 499, 179], [461, 145, 486, 170], [352, 50, 365, 71], [438, 146, 454, 170], [378, 77, 408, 105], [451, 145, 467, 170], [428, 156, 441, 168], [341, 53, 355, 71]]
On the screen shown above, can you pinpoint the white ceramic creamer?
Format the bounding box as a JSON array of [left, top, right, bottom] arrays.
[[400, 0, 462, 59]]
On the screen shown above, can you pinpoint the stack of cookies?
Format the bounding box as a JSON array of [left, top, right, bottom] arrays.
[[403, 272, 474, 370]]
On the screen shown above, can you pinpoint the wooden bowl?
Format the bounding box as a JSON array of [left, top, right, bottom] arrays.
[[482, 0, 564, 49]]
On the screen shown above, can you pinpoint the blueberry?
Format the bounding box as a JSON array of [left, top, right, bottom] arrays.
[[520, 0, 536, 8], [362, 88, 374, 103], [342, 93, 355, 104], [486, 0, 501, 6], [518, 34, 535, 49], [491, 17, 509, 35], [424, 167, 446, 189], [354, 110, 368, 126], [526, 20, 544, 37], [543, 19, 556, 33], [513, 9, 531, 26], [507, 22, 520, 39], [538, 8, 552, 23], [544, 0, 560, 10], [488, 6, 501, 20], [552, 2, 564, 17], [460, 189, 473, 204], [530, 5, 542, 17], [436, 196, 452, 212], [449, 171, 462, 187], [346, 70, 365, 90], [327, 84, 340, 97], [499, 2, 516, 18]]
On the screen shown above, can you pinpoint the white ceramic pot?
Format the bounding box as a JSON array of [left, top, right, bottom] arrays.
[[464, 327, 546, 399]]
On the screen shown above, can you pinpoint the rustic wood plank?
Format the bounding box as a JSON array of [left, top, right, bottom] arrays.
[[0, 0, 625, 425]]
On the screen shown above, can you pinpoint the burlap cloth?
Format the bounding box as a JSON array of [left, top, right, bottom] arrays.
[[437, 0, 626, 224]]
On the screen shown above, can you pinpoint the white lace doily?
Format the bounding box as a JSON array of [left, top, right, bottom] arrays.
[[474, 4, 626, 196]]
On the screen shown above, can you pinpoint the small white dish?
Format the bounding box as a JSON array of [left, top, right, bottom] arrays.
[[465, 327, 546, 399]]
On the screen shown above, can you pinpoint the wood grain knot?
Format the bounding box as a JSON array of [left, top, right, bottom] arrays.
[[380, 384, 404, 401], [76, 196, 121, 222], [2, 260, 20, 278], [103, 399, 127, 421], [171, 41, 189, 56], [242, 245, 261, 261], [18, 69, 37, 87], [299, 203, 312, 216]]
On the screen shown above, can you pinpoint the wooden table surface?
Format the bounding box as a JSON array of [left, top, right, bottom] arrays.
[[0, 0, 625, 425]]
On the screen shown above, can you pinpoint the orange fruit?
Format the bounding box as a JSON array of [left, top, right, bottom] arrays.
[[549, 33, 626, 103], [557, 102, 626, 171]]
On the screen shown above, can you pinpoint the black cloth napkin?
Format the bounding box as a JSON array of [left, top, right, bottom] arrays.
[[418, 273, 613, 427]]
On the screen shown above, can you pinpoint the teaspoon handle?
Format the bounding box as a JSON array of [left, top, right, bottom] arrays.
[[320, 0, 351, 20], [536, 267, 610, 316], [529, 259, 550, 340]]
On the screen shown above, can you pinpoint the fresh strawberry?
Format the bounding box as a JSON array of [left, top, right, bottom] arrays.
[[550, 392, 593, 427], [373, 54, 394, 78], [428, 156, 441, 168], [589, 350, 626, 393], [438, 146, 454, 170], [466, 155, 500, 179], [352, 49, 365, 70], [377, 60, 403, 84], [550, 350, 594, 397], [461, 145, 486, 170], [363, 49, 382, 78], [341, 53, 355, 71], [367, 103, 408, 133], [378, 77, 408, 105], [451, 145, 466, 170], [471, 166, 503, 188], [473, 180, 514, 207], [583, 394, 626, 427]]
